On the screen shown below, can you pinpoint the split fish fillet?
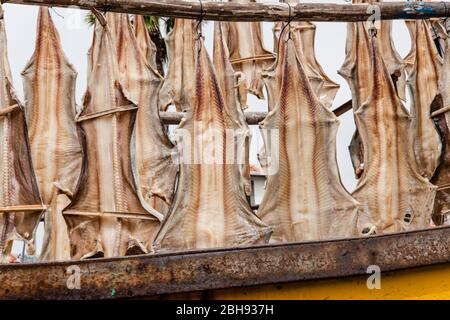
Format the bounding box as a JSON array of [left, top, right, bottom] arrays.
[[260, 23, 339, 174], [224, 0, 275, 100], [431, 34, 450, 225], [266, 0, 340, 110], [159, 19, 197, 112], [153, 38, 271, 252], [63, 12, 160, 259], [0, 7, 44, 262], [339, 0, 407, 178], [22, 8, 82, 261], [133, 15, 158, 70], [258, 38, 362, 243], [405, 19, 443, 179], [213, 21, 251, 197], [351, 33, 436, 234], [106, 13, 177, 217]]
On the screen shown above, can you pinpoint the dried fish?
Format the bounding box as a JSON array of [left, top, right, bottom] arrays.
[[22, 7, 82, 261], [133, 15, 158, 69], [339, 0, 407, 178], [213, 21, 252, 197], [159, 19, 197, 112], [351, 33, 436, 234], [267, 0, 340, 110], [153, 39, 271, 252], [258, 38, 362, 243], [0, 7, 44, 262], [405, 19, 443, 179], [440, 36, 450, 113], [431, 34, 450, 225], [63, 12, 160, 259], [225, 0, 275, 100], [105, 13, 177, 217]]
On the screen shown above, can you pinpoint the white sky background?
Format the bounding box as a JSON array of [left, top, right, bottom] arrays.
[[2, 1, 412, 255]]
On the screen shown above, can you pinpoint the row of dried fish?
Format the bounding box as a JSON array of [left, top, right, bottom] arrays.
[[0, 0, 448, 262]]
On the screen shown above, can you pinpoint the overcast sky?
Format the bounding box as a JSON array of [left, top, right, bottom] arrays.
[[3, 1, 413, 255]]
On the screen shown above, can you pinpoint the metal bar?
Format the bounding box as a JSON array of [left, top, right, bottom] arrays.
[[1, 226, 450, 299], [2, 1, 449, 22]]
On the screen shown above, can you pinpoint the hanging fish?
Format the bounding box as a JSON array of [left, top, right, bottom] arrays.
[[351, 31, 436, 234], [258, 37, 363, 243], [405, 19, 443, 179], [133, 15, 158, 70], [22, 7, 82, 261], [153, 38, 271, 252], [213, 21, 252, 197], [0, 6, 44, 262], [430, 33, 450, 225], [225, 0, 275, 100], [63, 11, 160, 259], [105, 13, 177, 217], [339, 0, 407, 178], [159, 19, 197, 112], [266, 0, 340, 110]]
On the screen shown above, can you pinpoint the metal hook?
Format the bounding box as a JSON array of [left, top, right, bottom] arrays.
[[50, 7, 65, 19], [195, 0, 204, 41], [279, 2, 295, 44], [287, 2, 293, 40], [368, 14, 377, 38]]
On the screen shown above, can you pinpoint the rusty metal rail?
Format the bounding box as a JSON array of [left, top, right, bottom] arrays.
[[1, 226, 450, 299]]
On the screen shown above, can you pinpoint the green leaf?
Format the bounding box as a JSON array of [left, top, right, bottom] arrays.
[[85, 12, 95, 27]]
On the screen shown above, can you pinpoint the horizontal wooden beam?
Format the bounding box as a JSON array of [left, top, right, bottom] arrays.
[[160, 111, 267, 125], [160, 104, 351, 125], [3, 1, 450, 22]]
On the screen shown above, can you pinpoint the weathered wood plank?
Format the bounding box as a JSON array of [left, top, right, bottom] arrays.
[[160, 104, 352, 125], [3, 1, 450, 22]]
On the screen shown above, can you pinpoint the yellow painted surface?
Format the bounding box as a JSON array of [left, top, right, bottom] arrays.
[[159, 263, 450, 300]]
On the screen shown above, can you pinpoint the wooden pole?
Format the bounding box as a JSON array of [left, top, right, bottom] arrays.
[[160, 106, 351, 125], [2, 1, 449, 22]]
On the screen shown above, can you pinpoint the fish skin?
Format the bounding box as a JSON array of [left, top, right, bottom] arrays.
[[0, 7, 43, 262], [258, 38, 362, 243], [339, 0, 407, 179], [159, 19, 197, 112], [153, 39, 271, 252], [261, 3, 339, 175], [268, 0, 340, 111], [224, 0, 275, 100], [133, 15, 158, 70], [22, 7, 82, 261], [441, 36, 450, 118], [213, 21, 252, 197], [405, 19, 443, 179], [266, 22, 340, 110], [431, 34, 450, 225], [63, 14, 160, 259], [351, 33, 436, 234], [106, 13, 177, 217]]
